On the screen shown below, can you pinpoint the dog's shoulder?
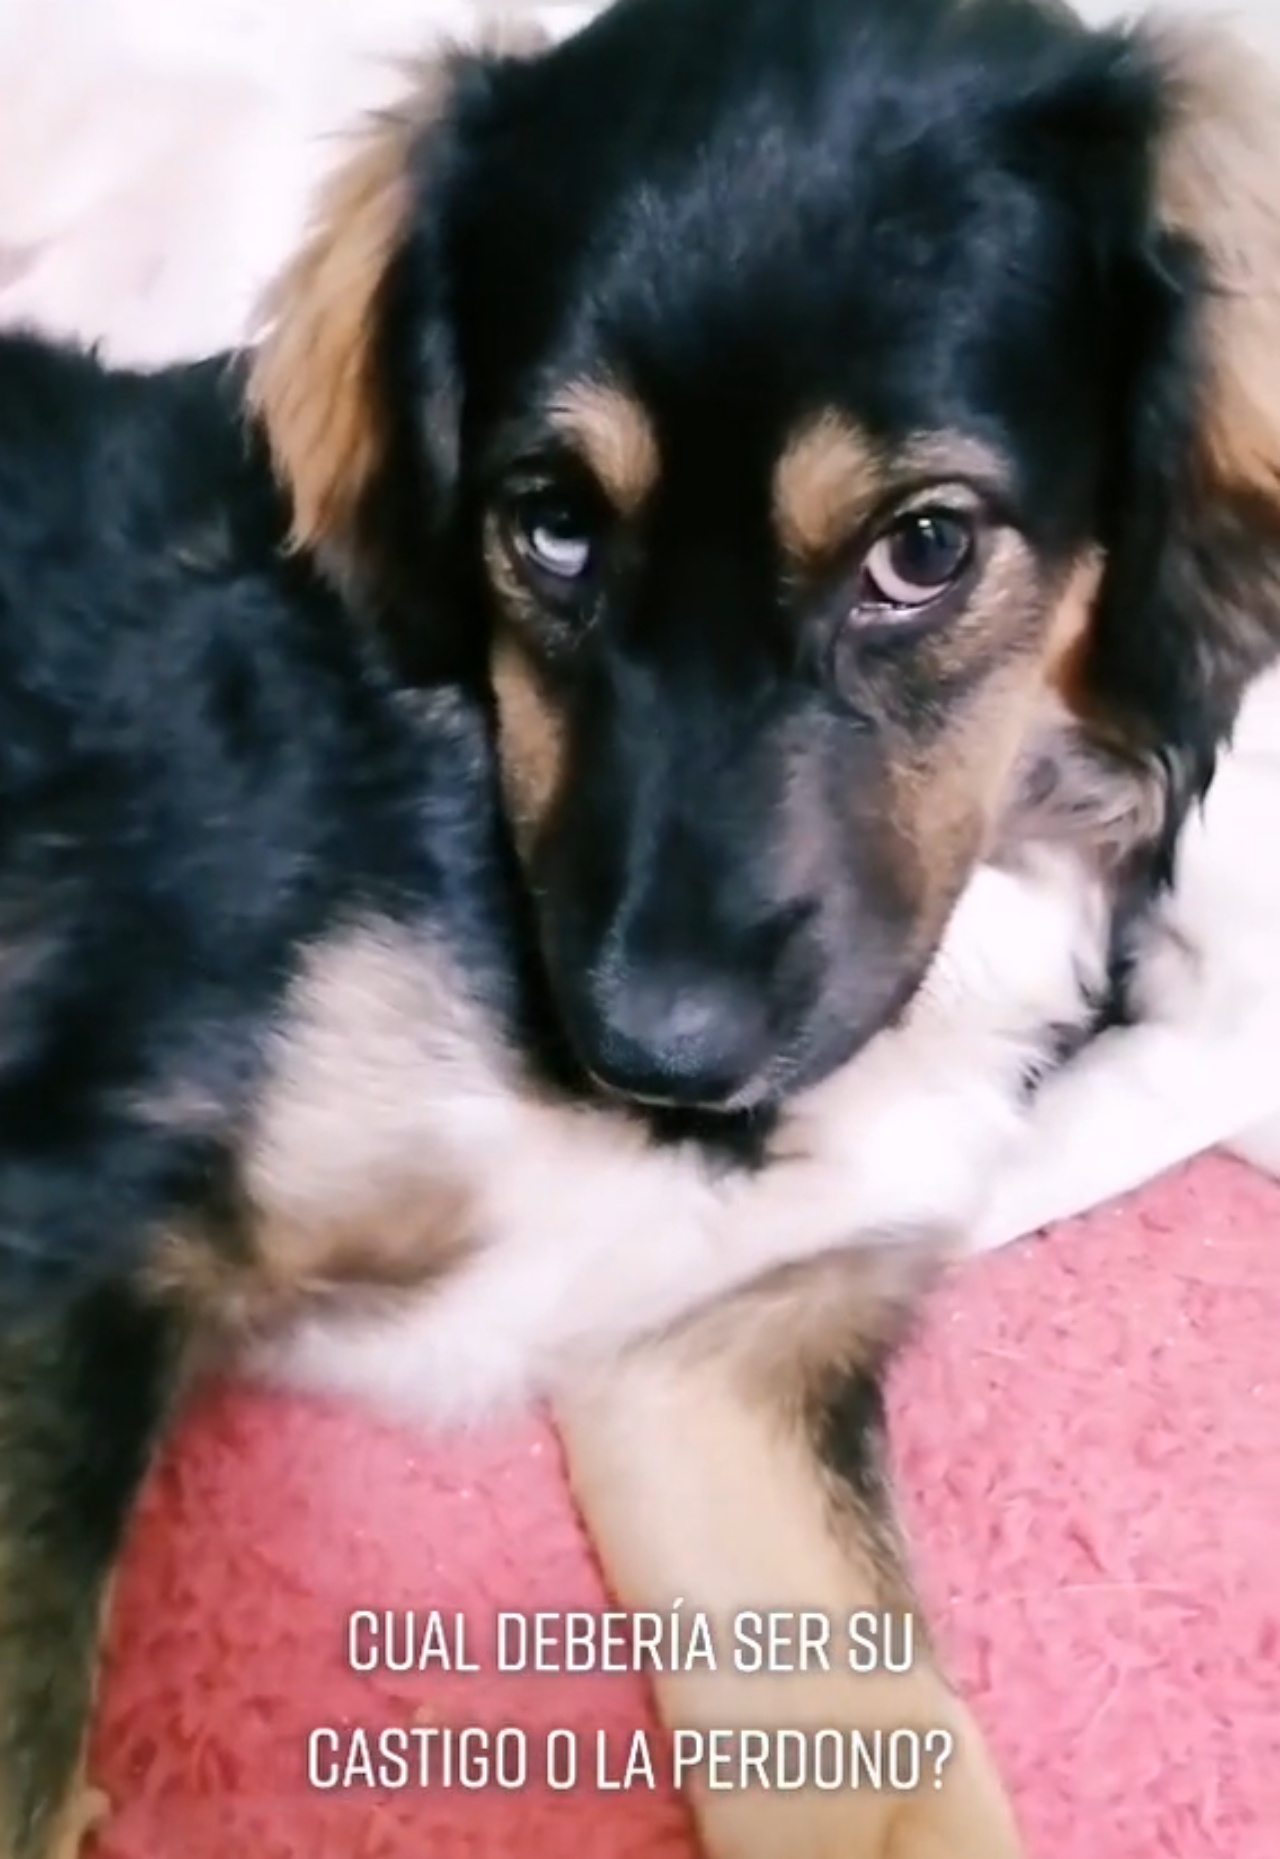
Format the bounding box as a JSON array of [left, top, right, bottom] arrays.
[[0, 334, 532, 1310], [0, 335, 279, 700], [0, 335, 350, 786], [0, 333, 248, 524]]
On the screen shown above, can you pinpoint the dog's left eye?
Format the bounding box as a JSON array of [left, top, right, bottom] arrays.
[[859, 510, 974, 611], [508, 493, 595, 585]]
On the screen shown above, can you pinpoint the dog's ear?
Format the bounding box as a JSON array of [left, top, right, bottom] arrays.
[[247, 58, 457, 580], [247, 32, 545, 639], [1070, 24, 1280, 795]]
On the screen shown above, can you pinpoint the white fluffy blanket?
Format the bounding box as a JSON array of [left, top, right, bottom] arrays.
[[1, 0, 1277, 1244]]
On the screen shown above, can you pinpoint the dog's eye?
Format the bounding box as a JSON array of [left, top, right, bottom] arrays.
[[859, 510, 973, 611], [508, 493, 595, 585]]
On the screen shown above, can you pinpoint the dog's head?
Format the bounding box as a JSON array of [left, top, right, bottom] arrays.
[[250, 0, 1280, 1111]]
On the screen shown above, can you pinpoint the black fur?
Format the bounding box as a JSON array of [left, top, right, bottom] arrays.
[[0, 336, 548, 1307], [0, 337, 566, 1859], [0, 1285, 184, 1856]]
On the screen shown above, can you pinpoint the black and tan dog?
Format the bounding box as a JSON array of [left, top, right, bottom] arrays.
[[3, 0, 1280, 1855]]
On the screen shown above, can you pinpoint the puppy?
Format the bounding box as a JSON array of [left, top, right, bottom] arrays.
[[0, 337, 1108, 1859], [3, 4, 1280, 1859], [239, 10, 1280, 1848]]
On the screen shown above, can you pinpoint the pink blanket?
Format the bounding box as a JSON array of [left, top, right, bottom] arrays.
[[91, 1154, 1280, 1859]]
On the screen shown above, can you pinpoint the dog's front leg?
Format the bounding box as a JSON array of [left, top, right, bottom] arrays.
[[557, 1248, 1021, 1859], [0, 1284, 186, 1859]]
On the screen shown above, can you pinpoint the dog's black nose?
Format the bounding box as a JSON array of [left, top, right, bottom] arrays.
[[569, 966, 772, 1109]]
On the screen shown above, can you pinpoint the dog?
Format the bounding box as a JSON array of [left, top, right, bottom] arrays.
[[3, 0, 1280, 1855]]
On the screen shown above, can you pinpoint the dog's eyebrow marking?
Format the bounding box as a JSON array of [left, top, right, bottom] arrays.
[[774, 421, 1013, 567], [773, 413, 884, 563], [546, 382, 660, 515]]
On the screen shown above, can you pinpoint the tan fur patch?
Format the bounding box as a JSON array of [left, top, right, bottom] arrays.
[[657, 1247, 937, 1618], [774, 424, 1011, 569], [773, 412, 882, 564], [248, 20, 550, 566], [994, 706, 1169, 874], [880, 551, 1104, 913], [1041, 549, 1153, 750], [245, 61, 453, 559], [491, 628, 567, 847], [144, 1189, 474, 1338], [44, 1770, 109, 1859], [1043, 549, 1103, 683], [991, 556, 1171, 870], [861, 551, 1047, 932], [546, 382, 660, 516], [219, 920, 510, 1318], [883, 678, 1027, 939], [1153, 23, 1280, 501], [557, 1247, 1021, 1858]]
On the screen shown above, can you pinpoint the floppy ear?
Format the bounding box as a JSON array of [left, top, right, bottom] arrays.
[[1078, 23, 1280, 793], [246, 30, 545, 640], [247, 59, 456, 583]]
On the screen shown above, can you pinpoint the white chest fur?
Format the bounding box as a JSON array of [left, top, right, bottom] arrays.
[[250, 849, 1108, 1426]]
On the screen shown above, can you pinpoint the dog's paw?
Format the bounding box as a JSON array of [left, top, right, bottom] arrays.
[[677, 1658, 1022, 1859], [53, 1784, 108, 1859], [696, 1777, 1021, 1859], [691, 1709, 1021, 1859], [881, 1723, 1023, 1859]]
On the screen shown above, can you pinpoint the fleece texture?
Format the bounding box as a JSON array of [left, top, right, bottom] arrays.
[[91, 1152, 1280, 1859]]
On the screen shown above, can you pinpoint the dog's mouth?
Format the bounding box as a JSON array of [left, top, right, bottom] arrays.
[[582, 1060, 785, 1116]]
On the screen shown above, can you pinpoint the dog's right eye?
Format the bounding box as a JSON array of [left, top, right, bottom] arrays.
[[506, 491, 596, 588]]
